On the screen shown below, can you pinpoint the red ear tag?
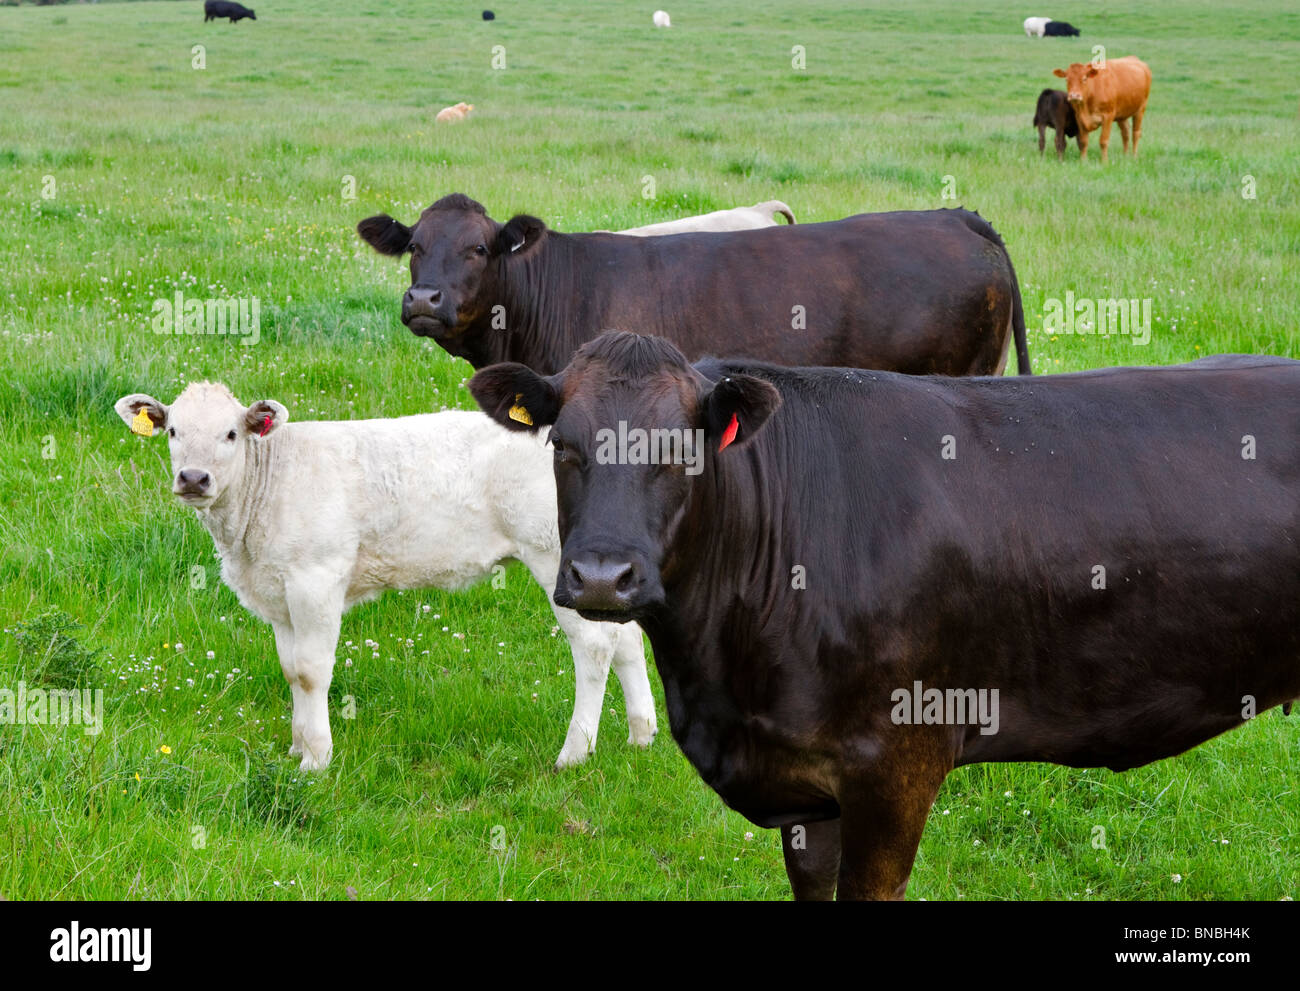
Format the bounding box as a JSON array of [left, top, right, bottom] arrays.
[[718, 412, 739, 452], [259, 414, 272, 437]]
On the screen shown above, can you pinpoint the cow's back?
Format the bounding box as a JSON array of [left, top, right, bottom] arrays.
[[588, 210, 1017, 374], [1096, 56, 1151, 117]]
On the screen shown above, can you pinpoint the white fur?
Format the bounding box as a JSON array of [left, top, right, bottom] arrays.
[[114, 384, 656, 771], [653, 10, 671, 28], [1023, 16, 1050, 37], [614, 200, 796, 236]]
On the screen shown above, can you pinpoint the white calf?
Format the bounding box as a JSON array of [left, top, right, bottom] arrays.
[[1023, 16, 1050, 37], [613, 200, 796, 236], [114, 383, 656, 771]]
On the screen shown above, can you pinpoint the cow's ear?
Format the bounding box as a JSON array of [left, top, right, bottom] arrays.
[[700, 374, 781, 453], [244, 399, 289, 437], [1052, 68, 1067, 78], [495, 214, 547, 258], [356, 214, 413, 256], [114, 393, 168, 437], [469, 362, 561, 432], [1086, 66, 1099, 77]]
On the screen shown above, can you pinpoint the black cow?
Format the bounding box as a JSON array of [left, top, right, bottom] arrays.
[[483, 9, 495, 20], [357, 193, 1031, 377], [205, 0, 256, 22], [1044, 20, 1080, 36], [471, 332, 1300, 900], [1033, 88, 1080, 160]]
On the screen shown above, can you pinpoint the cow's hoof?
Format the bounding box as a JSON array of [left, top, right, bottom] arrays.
[[297, 743, 332, 771], [288, 741, 303, 757], [553, 749, 591, 771], [627, 720, 658, 748]]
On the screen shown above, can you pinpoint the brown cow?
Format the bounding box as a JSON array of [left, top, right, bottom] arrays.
[[1053, 56, 1151, 162]]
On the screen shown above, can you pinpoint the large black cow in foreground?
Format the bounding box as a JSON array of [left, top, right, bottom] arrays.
[[471, 332, 1300, 899], [205, 0, 256, 22], [358, 194, 1031, 376]]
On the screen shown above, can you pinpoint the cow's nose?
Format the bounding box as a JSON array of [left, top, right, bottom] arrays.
[[176, 469, 211, 492], [564, 556, 639, 613], [405, 286, 443, 309]]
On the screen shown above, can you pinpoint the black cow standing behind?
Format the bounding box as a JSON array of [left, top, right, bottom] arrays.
[[1044, 20, 1081, 36], [471, 332, 1300, 900], [1033, 88, 1080, 159], [205, 1, 256, 22], [357, 193, 1032, 377]]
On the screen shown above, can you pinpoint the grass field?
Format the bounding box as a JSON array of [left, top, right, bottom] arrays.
[[0, 0, 1297, 900]]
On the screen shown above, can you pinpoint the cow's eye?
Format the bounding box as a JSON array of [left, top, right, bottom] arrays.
[[227, 430, 237, 441], [474, 244, 487, 256]]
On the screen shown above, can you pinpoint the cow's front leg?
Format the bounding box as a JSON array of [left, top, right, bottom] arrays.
[[781, 818, 841, 901], [271, 621, 302, 756], [835, 740, 951, 900], [1099, 117, 1114, 162], [284, 575, 345, 771], [612, 623, 657, 747], [1076, 126, 1089, 160]]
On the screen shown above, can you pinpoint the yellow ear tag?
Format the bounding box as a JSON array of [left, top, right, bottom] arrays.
[[130, 407, 154, 437], [508, 394, 533, 426]]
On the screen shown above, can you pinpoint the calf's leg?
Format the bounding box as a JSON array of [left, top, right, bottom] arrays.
[[1098, 117, 1114, 162], [284, 576, 345, 771], [1117, 118, 1131, 155], [1131, 104, 1146, 157], [781, 819, 841, 901], [547, 602, 617, 768], [1037, 124, 1046, 156], [611, 624, 657, 748]]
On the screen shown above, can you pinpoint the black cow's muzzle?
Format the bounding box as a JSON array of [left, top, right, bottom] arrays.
[[554, 552, 659, 622], [401, 286, 457, 335]]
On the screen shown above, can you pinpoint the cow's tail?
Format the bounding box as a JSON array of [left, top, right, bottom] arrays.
[[764, 200, 796, 225], [959, 210, 1032, 375]]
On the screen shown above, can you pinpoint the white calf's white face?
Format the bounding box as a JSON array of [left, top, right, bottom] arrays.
[[114, 382, 287, 510]]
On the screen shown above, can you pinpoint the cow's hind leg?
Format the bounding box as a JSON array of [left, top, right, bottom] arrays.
[[1037, 125, 1046, 156], [1117, 118, 1132, 155], [781, 819, 841, 901], [1131, 105, 1146, 157], [611, 623, 657, 748], [543, 597, 617, 769]]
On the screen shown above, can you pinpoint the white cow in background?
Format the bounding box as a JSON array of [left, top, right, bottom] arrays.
[[611, 200, 796, 236], [114, 384, 656, 771], [1023, 16, 1050, 37], [653, 10, 671, 28]]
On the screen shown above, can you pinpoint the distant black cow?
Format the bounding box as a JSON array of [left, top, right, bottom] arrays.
[[482, 9, 495, 20], [205, 0, 256, 22], [1033, 88, 1079, 160], [357, 194, 1031, 377], [1044, 20, 1080, 35], [471, 333, 1300, 900]]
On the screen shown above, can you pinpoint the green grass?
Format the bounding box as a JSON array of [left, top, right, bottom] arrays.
[[1, 0, 1297, 900]]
